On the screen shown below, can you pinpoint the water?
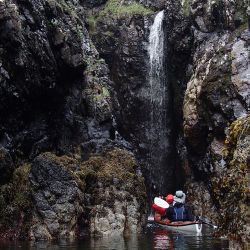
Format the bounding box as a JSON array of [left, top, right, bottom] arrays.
[[0, 224, 229, 250], [147, 10, 172, 195]]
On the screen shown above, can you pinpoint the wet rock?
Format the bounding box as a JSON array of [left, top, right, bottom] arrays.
[[186, 181, 218, 224], [83, 0, 108, 8], [82, 148, 147, 237], [0, 147, 146, 240], [189, 0, 248, 32], [0, 0, 114, 160], [0, 147, 14, 185], [0, 164, 32, 240], [186, 117, 250, 249], [211, 116, 250, 249], [231, 32, 250, 107], [29, 153, 83, 240], [183, 2, 249, 248], [183, 28, 249, 163]]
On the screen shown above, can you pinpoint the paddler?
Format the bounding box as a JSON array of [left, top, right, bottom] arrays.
[[166, 190, 194, 222]]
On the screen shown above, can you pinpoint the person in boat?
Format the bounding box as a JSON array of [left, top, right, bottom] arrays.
[[153, 194, 174, 223], [160, 194, 174, 220], [166, 190, 194, 222], [166, 194, 174, 206]]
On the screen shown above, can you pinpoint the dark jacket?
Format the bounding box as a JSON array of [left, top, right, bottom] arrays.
[[166, 203, 194, 222]]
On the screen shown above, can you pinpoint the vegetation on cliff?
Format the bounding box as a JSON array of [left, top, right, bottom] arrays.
[[0, 164, 33, 239], [100, 0, 152, 18], [212, 116, 250, 248], [0, 148, 146, 240], [87, 0, 152, 32], [78, 148, 146, 197]]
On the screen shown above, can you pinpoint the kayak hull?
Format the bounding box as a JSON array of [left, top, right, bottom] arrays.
[[156, 221, 202, 233]]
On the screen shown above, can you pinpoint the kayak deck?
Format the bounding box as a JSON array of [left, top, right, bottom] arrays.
[[156, 220, 203, 233]]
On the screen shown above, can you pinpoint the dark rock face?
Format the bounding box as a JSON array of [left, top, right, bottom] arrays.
[[184, 30, 249, 175], [0, 0, 146, 241], [0, 149, 146, 240], [89, 5, 169, 195], [0, 164, 32, 240], [0, 148, 146, 240], [190, 0, 248, 32], [183, 1, 249, 248], [187, 116, 250, 249], [0, 0, 113, 161], [0, 147, 14, 185], [83, 0, 108, 8], [212, 116, 250, 248], [29, 153, 83, 240]]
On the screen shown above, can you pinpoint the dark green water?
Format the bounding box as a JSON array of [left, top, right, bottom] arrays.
[[0, 224, 229, 250]]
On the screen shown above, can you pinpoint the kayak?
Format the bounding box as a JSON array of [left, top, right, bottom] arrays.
[[156, 220, 203, 233]]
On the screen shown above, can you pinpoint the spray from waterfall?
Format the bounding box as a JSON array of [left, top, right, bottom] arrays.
[[147, 10, 170, 196]]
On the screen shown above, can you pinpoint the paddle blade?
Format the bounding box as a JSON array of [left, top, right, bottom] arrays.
[[154, 197, 169, 209]]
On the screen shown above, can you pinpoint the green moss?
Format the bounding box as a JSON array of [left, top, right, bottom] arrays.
[[51, 148, 145, 198], [224, 116, 250, 165], [42, 152, 79, 171], [211, 116, 250, 248], [76, 148, 146, 196], [92, 86, 110, 103], [235, 0, 248, 25], [182, 0, 191, 16], [87, 15, 98, 33], [0, 164, 33, 230], [225, 119, 243, 147], [99, 0, 152, 18], [229, 22, 248, 43], [87, 0, 152, 33]]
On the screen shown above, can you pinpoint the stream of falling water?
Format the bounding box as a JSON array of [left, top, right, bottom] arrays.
[[147, 10, 170, 196]]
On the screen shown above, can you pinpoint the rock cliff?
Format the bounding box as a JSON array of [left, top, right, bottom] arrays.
[[183, 0, 249, 248], [86, 0, 193, 195], [0, 0, 146, 240], [0, 0, 249, 247]]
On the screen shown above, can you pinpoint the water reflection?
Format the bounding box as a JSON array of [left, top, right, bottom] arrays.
[[90, 235, 126, 250], [151, 226, 228, 250], [153, 230, 174, 249], [0, 224, 229, 250]]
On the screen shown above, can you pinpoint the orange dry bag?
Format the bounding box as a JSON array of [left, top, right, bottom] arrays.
[[152, 203, 166, 215]]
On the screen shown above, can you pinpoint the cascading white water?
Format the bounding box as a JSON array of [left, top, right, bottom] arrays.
[[149, 10, 165, 88], [147, 10, 170, 195], [148, 10, 165, 127]]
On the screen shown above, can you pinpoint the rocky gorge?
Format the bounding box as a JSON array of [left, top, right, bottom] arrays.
[[0, 0, 249, 249]]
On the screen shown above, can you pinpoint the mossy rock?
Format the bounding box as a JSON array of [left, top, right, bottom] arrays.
[[211, 115, 250, 248], [0, 164, 33, 238], [224, 116, 250, 165], [182, 0, 192, 16], [77, 148, 146, 197], [234, 0, 248, 26], [87, 0, 153, 32]]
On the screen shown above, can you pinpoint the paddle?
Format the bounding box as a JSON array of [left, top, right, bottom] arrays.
[[197, 216, 218, 229]]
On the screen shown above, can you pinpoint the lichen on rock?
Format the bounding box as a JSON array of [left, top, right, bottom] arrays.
[[0, 164, 33, 240], [183, 2, 249, 248], [0, 147, 146, 240], [211, 115, 250, 249], [78, 148, 147, 237]]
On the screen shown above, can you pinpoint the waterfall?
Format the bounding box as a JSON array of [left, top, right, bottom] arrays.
[[149, 10, 165, 89], [147, 10, 171, 196]]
